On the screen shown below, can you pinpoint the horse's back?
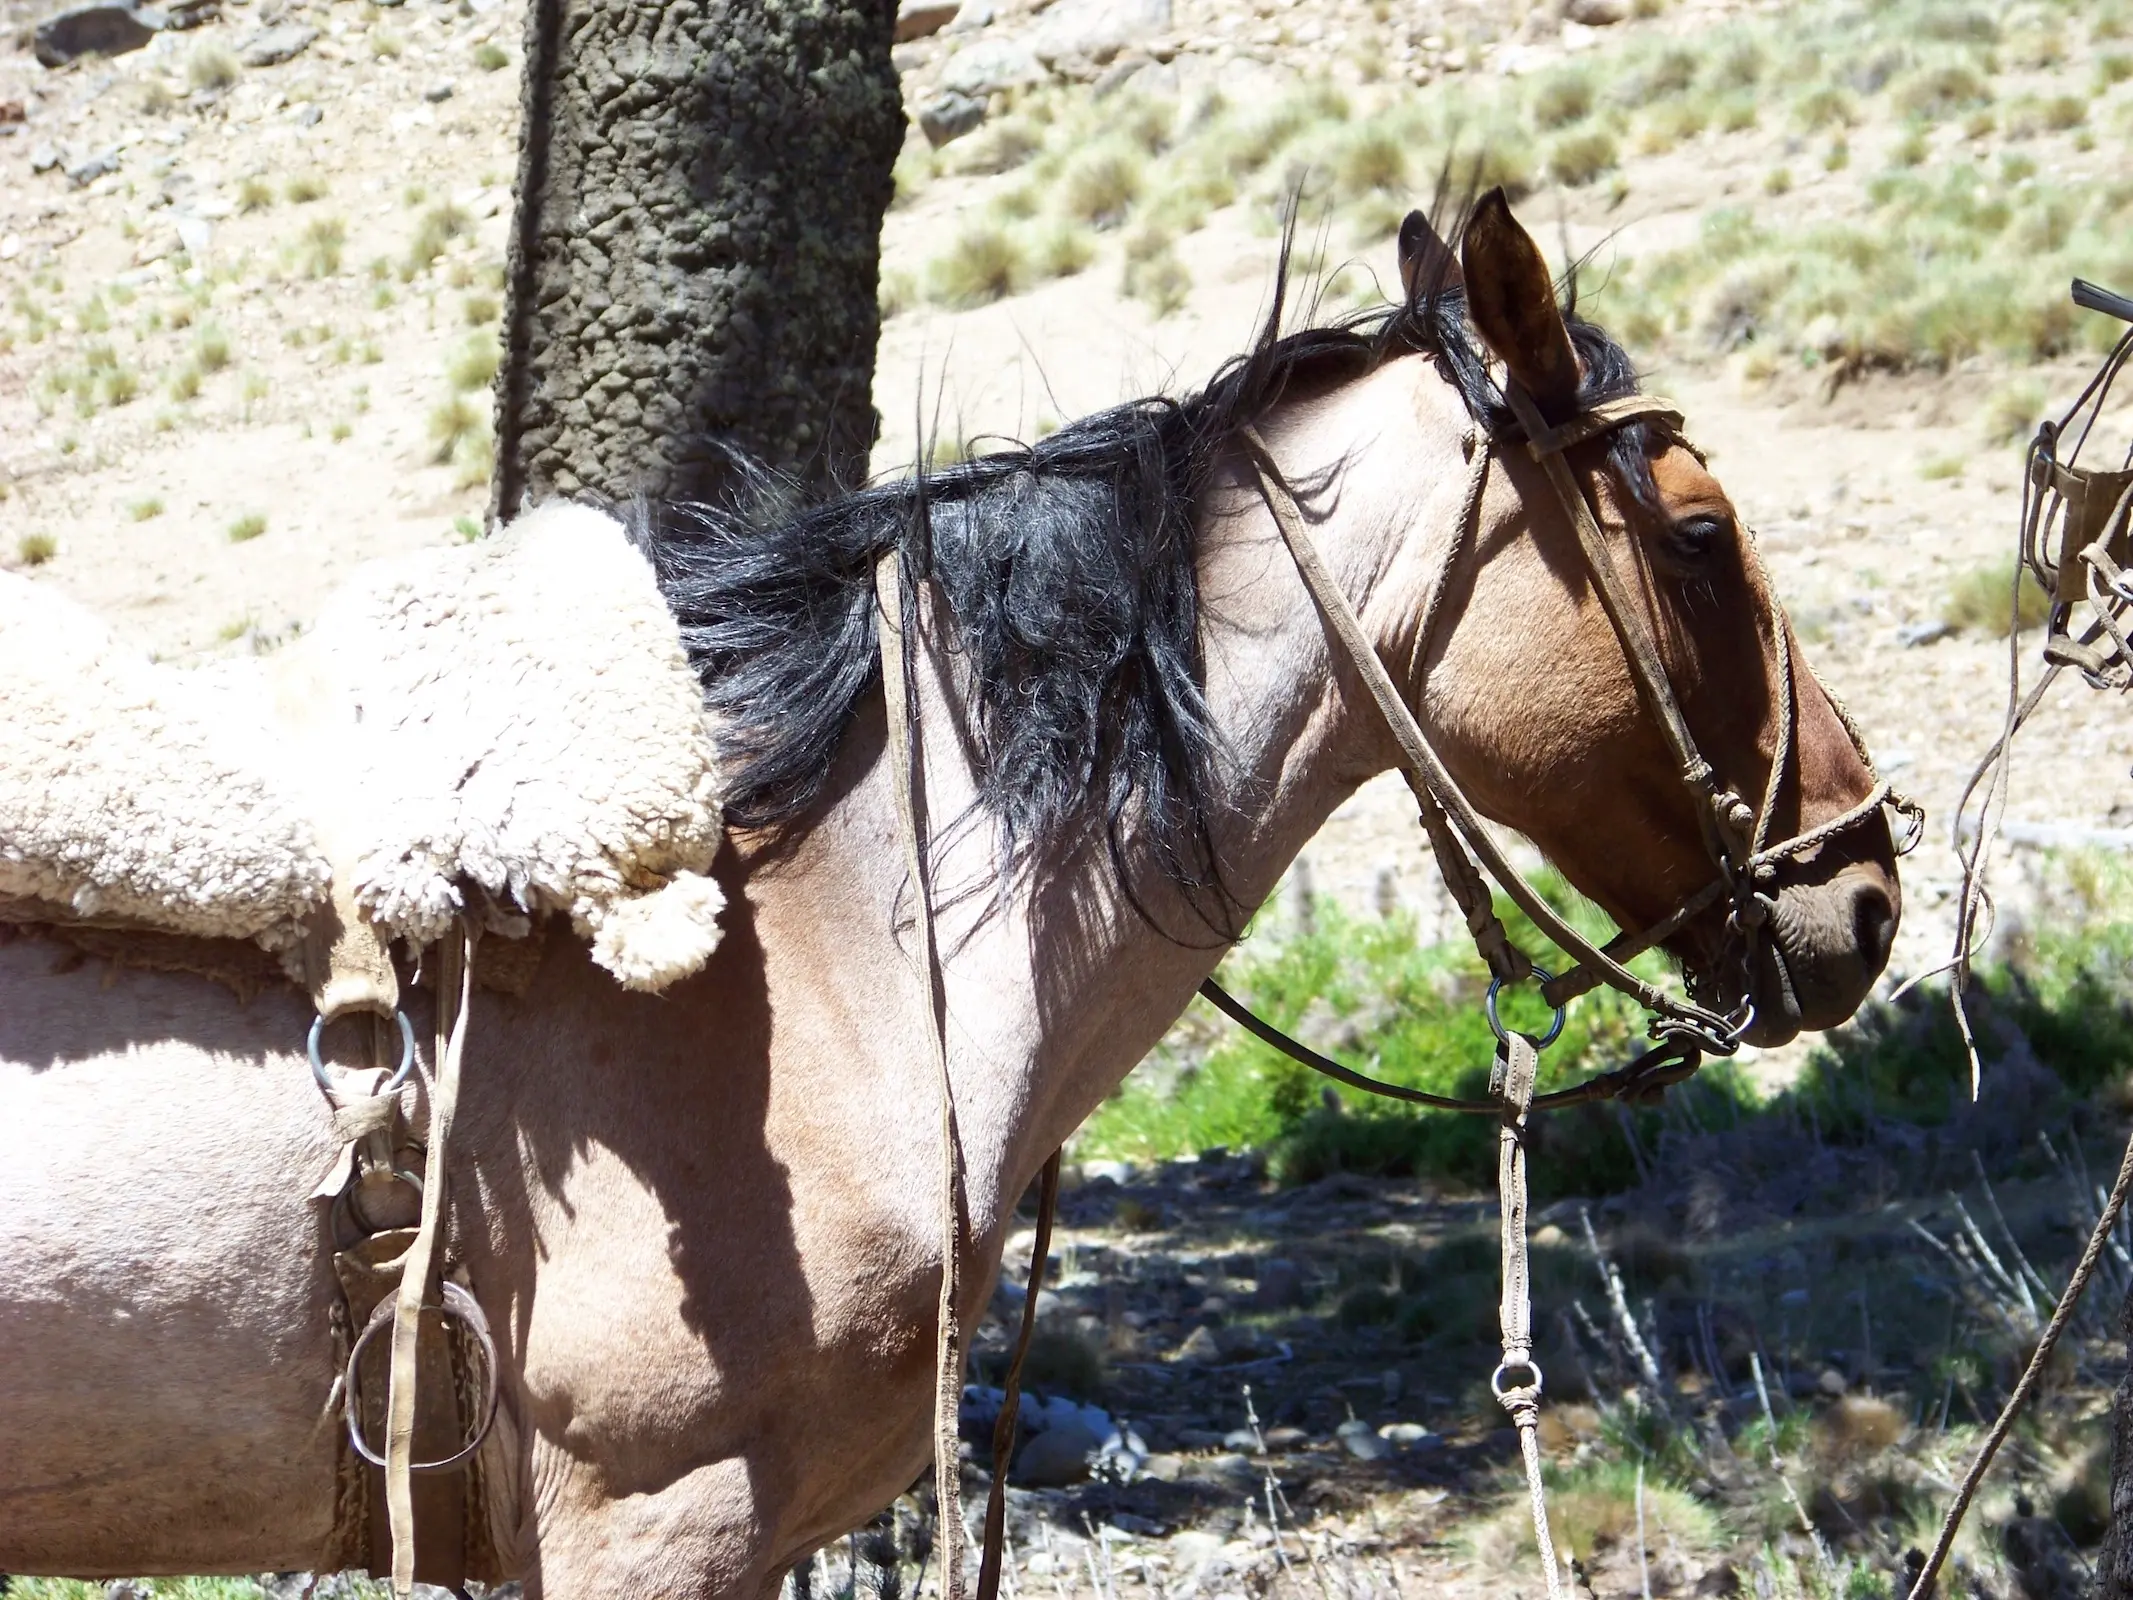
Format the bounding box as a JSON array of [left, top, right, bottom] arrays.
[[0, 939, 343, 1574]]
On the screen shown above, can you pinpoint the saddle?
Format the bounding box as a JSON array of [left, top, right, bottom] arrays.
[[2, 501, 732, 1592], [0, 501, 729, 995]]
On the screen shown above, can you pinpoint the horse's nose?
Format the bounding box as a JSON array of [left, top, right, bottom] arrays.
[[1850, 876, 1897, 974]]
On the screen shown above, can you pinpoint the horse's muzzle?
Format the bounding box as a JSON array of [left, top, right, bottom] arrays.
[[1736, 862, 1900, 1047]]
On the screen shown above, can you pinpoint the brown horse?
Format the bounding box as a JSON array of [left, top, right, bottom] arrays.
[[0, 195, 1899, 1594]]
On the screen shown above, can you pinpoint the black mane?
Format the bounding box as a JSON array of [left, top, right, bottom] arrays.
[[643, 237, 1650, 930]]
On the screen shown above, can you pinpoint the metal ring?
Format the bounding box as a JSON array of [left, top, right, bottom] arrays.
[[1490, 1358, 1545, 1400], [343, 1280, 501, 1474], [309, 1009, 417, 1104], [1485, 967, 1565, 1049], [339, 1166, 425, 1239]]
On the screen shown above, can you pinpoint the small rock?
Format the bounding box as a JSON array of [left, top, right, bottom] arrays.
[[1896, 619, 1955, 648], [943, 0, 993, 29], [894, 0, 958, 41], [1079, 1158, 1133, 1186], [0, 234, 20, 261], [1013, 1418, 1100, 1487], [0, 100, 25, 123], [30, 142, 60, 173], [1563, 0, 1629, 22], [66, 150, 120, 186], [938, 36, 1042, 97], [162, 0, 219, 27], [423, 79, 454, 102], [1028, 0, 1169, 73], [1109, 1512, 1165, 1537], [1263, 1425, 1309, 1450], [1816, 1367, 1849, 1398], [1173, 1325, 1223, 1364], [1185, 1451, 1258, 1487], [1221, 1426, 1259, 1451], [238, 20, 317, 65], [1336, 1418, 1394, 1461], [34, 1, 163, 68], [175, 213, 211, 253], [1138, 1452, 1185, 1482], [292, 101, 321, 126], [1378, 1421, 1438, 1450]]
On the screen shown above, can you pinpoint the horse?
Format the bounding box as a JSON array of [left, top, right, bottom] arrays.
[[0, 193, 1901, 1595]]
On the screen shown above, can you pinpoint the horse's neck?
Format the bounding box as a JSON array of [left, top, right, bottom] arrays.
[[801, 357, 1470, 1243]]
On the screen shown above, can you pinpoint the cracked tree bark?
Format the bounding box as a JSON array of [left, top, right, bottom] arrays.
[[2099, 1284, 2133, 1599], [489, 0, 902, 520]]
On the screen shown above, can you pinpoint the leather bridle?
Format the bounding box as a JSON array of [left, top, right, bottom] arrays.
[[1212, 383, 1920, 1103]]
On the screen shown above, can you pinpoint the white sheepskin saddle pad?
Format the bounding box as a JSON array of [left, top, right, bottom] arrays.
[[0, 503, 727, 993]]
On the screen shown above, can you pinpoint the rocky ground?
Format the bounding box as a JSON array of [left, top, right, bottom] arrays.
[[7, 0, 2133, 1593]]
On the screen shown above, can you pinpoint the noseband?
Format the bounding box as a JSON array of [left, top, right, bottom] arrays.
[[1215, 382, 1918, 1103]]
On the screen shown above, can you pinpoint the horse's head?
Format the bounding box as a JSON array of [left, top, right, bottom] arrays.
[[1395, 194, 1901, 1048]]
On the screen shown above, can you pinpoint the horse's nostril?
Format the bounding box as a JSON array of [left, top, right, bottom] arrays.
[[1851, 879, 1897, 972]]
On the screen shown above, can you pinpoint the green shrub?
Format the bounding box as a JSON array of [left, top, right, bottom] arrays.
[[1980, 378, 2045, 445], [473, 40, 508, 70], [226, 512, 266, 543], [285, 172, 326, 203], [194, 325, 232, 372], [1026, 221, 1094, 282], [406, 203, 472, 274], [299, 216, 346, 278], [1121, 227, 1190, 316], [1335, 125, 1407, 197], [428, 396, 482, 463], [237, 175, 274, 213], [16, 532, 57, 566]]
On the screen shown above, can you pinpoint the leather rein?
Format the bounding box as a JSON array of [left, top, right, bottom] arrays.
[[1209, 385, 1919, 1109]]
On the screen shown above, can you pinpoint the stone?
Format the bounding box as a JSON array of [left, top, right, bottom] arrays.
[[1896, 620, 1954, 648], [174, 213, 211, 253], [33, 1, 163, 67], [292, 101, 321, 126], [894, 0, 958, 41], [1222, 1426, 1259, 1451], [1563, 0, 1629, 21], [1263, 1425, 1309, 1450], [66, 149, 120, 185], [916, 91, 985, 146], [238, 20, 317, 65], [1336, 1418, 1394, 1461], [1029, 0, 1170, 75], [938, 36, 1043, 97], [423, 79, 454, 102], [1816, 1367, 1849, 1398], [1139, 1452, 1186, 1481], [1173, 1324, 1222, 1364], [1185, 1451, 1258, 1487], [1379, 1421, 1437, 1449], [161, 0, 218, 27], [29, 142, 60, 172], [1079, 1158, 1134, 1186], [1013, 1418, 1100, 1486], [0, 100, 25, 123]]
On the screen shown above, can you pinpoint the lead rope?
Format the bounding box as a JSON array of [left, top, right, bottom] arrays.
[[1491, 1029, 1564, 1600], [875, 550, 969, 1600]]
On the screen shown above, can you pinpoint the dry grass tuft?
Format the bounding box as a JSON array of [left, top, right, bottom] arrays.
[[17, 532, 57, 567], [926, 225, 1028, 307], [1061, 148, 1143, 229], [1943, 560, 2051, 635], [186, 43, 239, 91], [1548, 128, 1619, 187], [226, 512, 267, 544], [447, 336, 500, 392]]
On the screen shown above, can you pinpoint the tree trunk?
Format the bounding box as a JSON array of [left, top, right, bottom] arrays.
[[490, 0, 902, 518], [2100, 1282, 2133, 1598]]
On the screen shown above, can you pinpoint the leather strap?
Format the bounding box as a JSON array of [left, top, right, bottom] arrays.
[[875, 551, 968, 1600], [1489, 1032, 1562, 1600], [975, 1152, 1062, 1600], [1236, 426, 1729, 1034], [387, 924, 476, 1597]]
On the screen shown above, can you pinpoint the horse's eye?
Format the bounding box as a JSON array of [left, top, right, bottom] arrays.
[[1667, 514, 1732, 562]]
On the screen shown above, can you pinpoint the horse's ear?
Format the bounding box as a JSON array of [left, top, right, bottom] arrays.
[[1459, 188, 1581, 415], [1396, 209, 1462, 302]]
